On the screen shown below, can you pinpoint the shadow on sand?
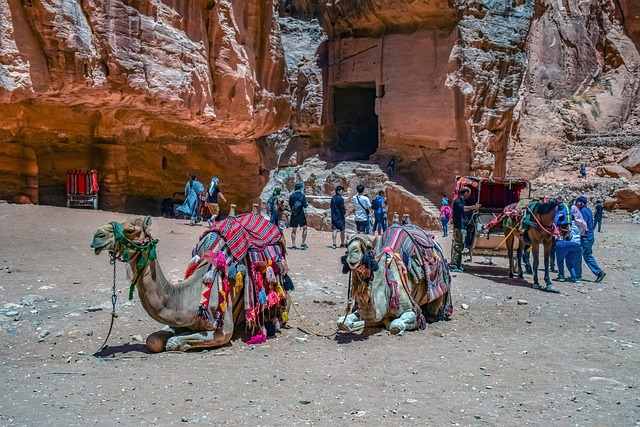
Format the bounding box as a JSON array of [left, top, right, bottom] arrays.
[[462, 263, 535, 289]]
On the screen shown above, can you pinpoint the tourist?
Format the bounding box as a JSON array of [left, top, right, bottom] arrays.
[[553, 214, 583, 285], [450, 186, 479, 273], [330, 185, 346, 249], [387, 157, 396, 177], [288, 182, 308, 250], [267, 187, 282, 225], [176, 173, 204, 226], [371, 190, 387, 236], [352, 184, 372, 235], [574, 196, 606, 283], [594, 200, 604, 232], [580, 164, 587, 180], [206, 177, 227, 225], [440, 199, 451, 237]]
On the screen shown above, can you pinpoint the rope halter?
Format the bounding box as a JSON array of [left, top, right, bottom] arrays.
[[110, 221, 159, 299]]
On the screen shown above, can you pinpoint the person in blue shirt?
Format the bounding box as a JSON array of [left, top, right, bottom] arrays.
[[574, 196, 606, 283], [177, 174, 205, 226], [550, 196, 571, 272], [371, 190, 387, 236], [594, 200, 604, 232]]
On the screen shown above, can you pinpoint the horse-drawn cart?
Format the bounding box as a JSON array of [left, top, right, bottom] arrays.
[[455, 176, 530, 262]]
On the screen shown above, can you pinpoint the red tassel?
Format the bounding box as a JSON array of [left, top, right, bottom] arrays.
[[184, 262, 199, 279]]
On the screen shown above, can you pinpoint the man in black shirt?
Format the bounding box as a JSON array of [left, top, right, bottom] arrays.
[[451, 186, 478, 272], [288, 182, 309, 250], [594, 200, 604, 232], [330, 185, 346, 249]]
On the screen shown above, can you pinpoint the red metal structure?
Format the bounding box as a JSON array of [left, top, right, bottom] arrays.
[[66, 170, 99, 209]]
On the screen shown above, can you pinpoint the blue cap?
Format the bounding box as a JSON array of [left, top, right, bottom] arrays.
[[576, 196, 588, 204]]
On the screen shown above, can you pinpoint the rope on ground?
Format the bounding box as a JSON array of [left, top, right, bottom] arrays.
[[288, 293, 347, 338]]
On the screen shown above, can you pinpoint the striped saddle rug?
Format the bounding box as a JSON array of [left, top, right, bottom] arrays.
[[380, 224, 451, 304]]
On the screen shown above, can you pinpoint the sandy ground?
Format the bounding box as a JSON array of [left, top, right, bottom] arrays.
[[0, 203, 638, 426]]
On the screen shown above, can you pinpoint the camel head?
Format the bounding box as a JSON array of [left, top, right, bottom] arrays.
[[343, 235, 379, 279], [91, 216, 154, 258]]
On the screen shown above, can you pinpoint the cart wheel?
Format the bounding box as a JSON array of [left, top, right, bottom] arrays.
[[93, 198, 98, 210]]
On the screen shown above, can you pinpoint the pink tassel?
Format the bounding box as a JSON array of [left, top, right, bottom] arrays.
[[215, 251, 226, 270], [246, 333, 266, 345], [267, 291, 280, 307]]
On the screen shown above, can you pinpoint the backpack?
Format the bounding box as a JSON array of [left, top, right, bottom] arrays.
[[371, 196, 381, 211], [291, 194, 303, 216]]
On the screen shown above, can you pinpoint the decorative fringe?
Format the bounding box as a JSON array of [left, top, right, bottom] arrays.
[[235, 271, 243, 291], [265, 266, 277, 284], [214, 313, 224, 329], [184, 262, 199, 279], [203, 270, 215, 284], [215, 251, 226, 270], [276, 283, 285, 298], [282, 274, 295, 291], [267, 291, 280, 307], [228, 263, 237, 278], [122, 248, 131, 262], [281, 311, 289, 324], [198, 304, 209, 319], [217, 290, 227, 313], [271, 261, 281, 276], [149, 245, 157, 261], [246, 333, 266, 345], [340, 255, 350, 274], [190, 254, 201, 265], [258, 288, 267, 304]]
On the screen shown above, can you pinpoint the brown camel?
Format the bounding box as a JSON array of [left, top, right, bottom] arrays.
[[338, 229, 452, 335], [91, 216, 289, 352]]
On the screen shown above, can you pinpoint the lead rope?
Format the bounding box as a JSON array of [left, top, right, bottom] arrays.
[[291, 270, 352, 338], [94, 252, 119, 355]]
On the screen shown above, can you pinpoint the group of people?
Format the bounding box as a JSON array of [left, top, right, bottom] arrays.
[[551, 196, 606, 283], [446, 187, 607, 285], [176, 174, 227, 226], [265, 182, 389, 251]]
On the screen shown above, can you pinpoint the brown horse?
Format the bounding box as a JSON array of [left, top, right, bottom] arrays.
[[504, 200, 558, 292]]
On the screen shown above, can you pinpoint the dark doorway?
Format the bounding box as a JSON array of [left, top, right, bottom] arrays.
[[332, 84, 378, 160]]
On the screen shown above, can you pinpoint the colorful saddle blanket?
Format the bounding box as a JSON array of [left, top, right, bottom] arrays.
[[380, 224, 451, 304]]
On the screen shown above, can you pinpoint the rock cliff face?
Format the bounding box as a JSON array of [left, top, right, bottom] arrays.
[[314, 0, 640, 198], [0, 0, 289, 210]]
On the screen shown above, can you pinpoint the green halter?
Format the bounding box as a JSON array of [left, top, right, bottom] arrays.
[[111, 221, 159, 300]]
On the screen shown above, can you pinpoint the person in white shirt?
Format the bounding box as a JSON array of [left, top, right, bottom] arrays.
[[352, 184, 372, 234]]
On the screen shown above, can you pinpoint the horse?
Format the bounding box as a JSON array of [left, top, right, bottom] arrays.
[[503, 200, 559, 292]]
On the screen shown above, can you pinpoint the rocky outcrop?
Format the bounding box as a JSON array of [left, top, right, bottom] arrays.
[[260, 156, 441, 231], [0, 0, 289, 211]]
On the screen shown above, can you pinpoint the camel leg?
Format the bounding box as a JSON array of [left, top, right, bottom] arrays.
[[146, 327, 176, 353], [165, 329, 233, 351], [423, 295, 445, 322], [389, 311, 417, 335], [337, 312, 364, 332], [531, 243, 541, 289]]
